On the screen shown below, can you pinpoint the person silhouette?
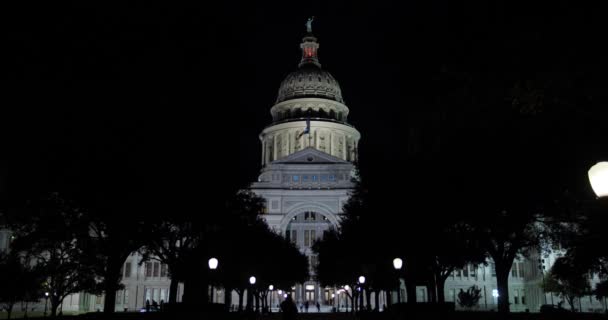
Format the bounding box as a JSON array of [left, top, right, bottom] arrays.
[[305, 301, 309, 312], [316, 301, 320, 312], [280, 294, 298, 320]]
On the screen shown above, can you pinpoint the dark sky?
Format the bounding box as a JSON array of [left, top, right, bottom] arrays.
[[3, 1, 607, 210]]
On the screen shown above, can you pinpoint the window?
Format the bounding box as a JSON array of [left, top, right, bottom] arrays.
[[511, 263, 518, 277], [310, 256, 318, 268], [145, 262, 153, 277], [329, 175, 335, 181], [161, 264, 168, 277], [518, 263, 525, 278], [312, 175, 318, 181], [124, 262, 132, 278], [124, 290, 129, 304], [521, 290, 526, 304], [310, 213, 316, 221], [491, 263, 496, 277], [463, 267, 469, 277], [302, 175, 308, 182], [514, 290, 519, 304], [470, 265, 476, 278], [293, 175, 299, 182], [116, 290, 122, 305], [321, 175, 328, 181], [153, 262, 160, 277], [455, 269, 462, 277], [291, 230, 297, 244], [311, 230, 316, 243]]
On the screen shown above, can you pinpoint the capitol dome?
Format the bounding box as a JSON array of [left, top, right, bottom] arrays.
[[275, 66, 344, 104], [270, 34, 350, 124]]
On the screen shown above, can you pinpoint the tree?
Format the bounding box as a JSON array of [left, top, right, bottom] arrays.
[[0, 252, 42, 320], [457, 285, 482, 309], [542, 257, 591, 312], [9, 193, 98, 317], [593, 280, 608, 303]]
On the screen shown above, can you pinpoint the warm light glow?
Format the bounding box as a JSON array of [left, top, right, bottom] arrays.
[[589, 162, 608, 198], [305, 285, 315, 290], [344, 285, 350, 290], [278, 290, 283, 295], [358, 276, 366, 284], [45, 292, 49, 297], [393, 258, 403, 270], [283, 293, 288, 298], [269, 285, 274, 291], [492, 289, 499, 298], [331, 293, 335, 298], [208, 258, 219, 270], [249, 276, 256, 285]]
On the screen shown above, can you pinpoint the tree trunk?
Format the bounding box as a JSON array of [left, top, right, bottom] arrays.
[[237, 290, 244, 311], [436, 274, 448, 303], [365, 289, 371, 310], [386, 290, 392, 306], [103, 284, 117, 314], [6, 303, 12, 320], [405, 280, 417, 304], [255, 292, 260, 312], [51, 297, 60, 317], [246, 288, 253, 311], [224, 287, 233, 311], [496, 266, 510, 313], [169, 278, 179, 304]]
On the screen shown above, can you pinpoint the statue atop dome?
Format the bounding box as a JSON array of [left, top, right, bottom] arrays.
[[305, 16, 314, 33]]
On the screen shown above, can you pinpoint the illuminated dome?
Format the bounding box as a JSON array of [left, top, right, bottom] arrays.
[[270, 34, 350, 123], [275, 65, 344, 104]]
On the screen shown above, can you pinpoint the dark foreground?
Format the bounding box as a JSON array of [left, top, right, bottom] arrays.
[[53, 310, 608, 320]]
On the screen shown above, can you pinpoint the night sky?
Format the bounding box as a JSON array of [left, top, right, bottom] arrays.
[[3, 1, 607, 215]]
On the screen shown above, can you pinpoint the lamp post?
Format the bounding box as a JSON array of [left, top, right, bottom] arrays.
[[393, 258, 403, 304], [208, 258, 218, 303], [358, 276, 365, 311], [44, 292, 49, 317], [268, 285, 274, 313], [247, 276, 256, 312]]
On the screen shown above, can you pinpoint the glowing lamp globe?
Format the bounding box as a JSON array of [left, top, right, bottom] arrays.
[[393, 258, 403, 270], [208, 258, 219, 270], [589, 162, 608, 198], [269, 285, 274, 291], [358, 276, 366, 284], [249, 276, 256, 285]]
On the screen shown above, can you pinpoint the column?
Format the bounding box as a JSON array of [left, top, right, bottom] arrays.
[[261, 140, 266, 166], [273, 135, 278, 162]]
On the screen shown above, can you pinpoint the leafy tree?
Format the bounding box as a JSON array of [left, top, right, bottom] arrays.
[[593, 280, 608, 302], [9, 193, 98, 317], [0, 252, 43, 320], [457, 285, 481, 309], [542, 257, 591, 311]]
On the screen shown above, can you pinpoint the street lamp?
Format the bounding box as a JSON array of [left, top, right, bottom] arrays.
[[208, 258, 219, 303], [589, 162, 608, 198], [44, 292, 49, 317], [358, 276, 366, 311], [393, 258, 403, 304], [268, 285, 274, 313], [249, 276, 256, 285], [208, 257, 218, 270]]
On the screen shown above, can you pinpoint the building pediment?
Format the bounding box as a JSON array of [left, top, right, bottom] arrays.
[[272, 147, 349, 165]]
